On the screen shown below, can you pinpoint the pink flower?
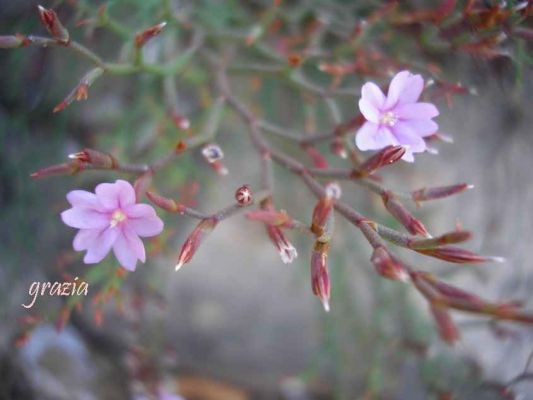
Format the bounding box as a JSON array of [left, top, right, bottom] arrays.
[[356, 71, 439, 162], [61, 179, 164, 271]]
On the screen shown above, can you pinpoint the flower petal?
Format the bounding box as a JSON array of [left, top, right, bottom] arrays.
[[130, 216, 164, 237], [391, 122, 427, 152], [83, 227, 119, 264], [113, 225, 145, 271], [95, 182, 121, 210], [73, 228, 100, 251], [115, 179, 136, 207], [61, 207, 109, 229], [384, 71, 410, 109], [395, 102, 439, 120], [356, 122, 397, 151], [358, 98, 380, 123], [401, 148, 415, 163], [66, 190, 102, 210], [401, 119, 439, 137], [95, 180, 136, 210], [397, 74, 424, 105], [125, 204, 164, 237], [361, 82, 386, 110]]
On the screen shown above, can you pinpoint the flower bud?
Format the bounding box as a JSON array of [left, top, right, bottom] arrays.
[[169, 110, 191, 130], [245, 209, 292, 227], [133, 171, 153, 200], [415, 246, 504, 264], [175, 218, 218, 271], [411, 183, 474, 202], [430, 305, 460, 345], [409, 230, 472, 249], [30, 160, 83, 178], [382, 192, 430, 237], [356, 145, 405, 176], [266, 225, 298, 264], [235, 184, 253, 206], [68, 148, 117, 169], [311, 241, 331, 312], [37, 5, 70, 44], [329, 138, 347, 159], [310, 183, 340, 239], [302, 144, 329, 169], [0, 34, 30, 49], [53, 67, 104, 113], [287, 53, 303, 68], [146, 191, 186, 214], [134, 21, 167, 48], [370, 247, 408, 282]]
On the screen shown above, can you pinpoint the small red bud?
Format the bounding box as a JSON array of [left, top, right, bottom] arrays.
[[30, 160, 83, 178], [411, 183, 474, 202], [382, 192, 430, 237], [415, 246, 504, 264], [0, 34, 30, 49], [134, 21, 167, 48], [371, 247, 409, 282], [146, 191, 186, 214], [235, 184, 253, 206], [287, 53, 303, 67], [357, 145, 405, 176], [37, 5, 70, 44], [266, 225, 298, 264], [68, 148, 117, 169], [175, 218, 218, 271], [311, 241, 331, 312], [430, 305, 460, 345], [329, 138, 347, 159], [53, 67, 104, 113]]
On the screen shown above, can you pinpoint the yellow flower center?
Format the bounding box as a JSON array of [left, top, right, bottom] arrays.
[[380, 111, 398, 127], [110, 209, 127, 227]]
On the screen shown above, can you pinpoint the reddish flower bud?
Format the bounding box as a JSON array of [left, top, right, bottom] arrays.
[[266, 225, 298, 264], [37, 5, 70, 44], [146, 191, 186, 214], [175, 218, 217, 271], [0, 34, 30, 49], [423, 276, 483, 304], [411, 183, 474, 202], [235, 184, 253, 206], [382, 192, 430, 237], [311, 241, 331, 312], [416, 246, 505, 264], [245, 25, 262, 46], [370, 247, 409, 282], [245, 209, 292, 227], [430, 305, 460, 345], [210, 160, 228, 176], [287, 53, 303, 68], [311, 183, 340, 238], [53, 67, 104, 113], [133, 171, 154, 200], [302, 144, 329, 169], [68, 148, 117, 169], [356, 145, 405, 176], [30, 160, 83, 178], [409, 230, 472, 249], [329, 138, 347, 159], [169, 110, 191, 130], [134, 21, 167, 48]]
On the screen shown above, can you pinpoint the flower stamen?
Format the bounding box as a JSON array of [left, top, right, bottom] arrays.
[[110, 209, 127, 228]]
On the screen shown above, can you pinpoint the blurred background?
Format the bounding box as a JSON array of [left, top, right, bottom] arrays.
[[1, 0, 532, 399]]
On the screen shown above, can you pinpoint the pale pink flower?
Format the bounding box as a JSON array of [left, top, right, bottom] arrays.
[[61, 179, 164, 271], [356, 71, 439, 162]]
